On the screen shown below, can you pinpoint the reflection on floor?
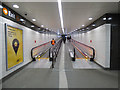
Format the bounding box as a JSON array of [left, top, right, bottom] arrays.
[[3, 68, 59, 88], [66, 69, 118, 88], [2, 41, 119, 88], [72, 59, 101, 69], [26, 58, 52, 68]]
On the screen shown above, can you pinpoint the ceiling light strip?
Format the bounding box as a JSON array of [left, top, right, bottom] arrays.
[[57, 0, 64, 33]]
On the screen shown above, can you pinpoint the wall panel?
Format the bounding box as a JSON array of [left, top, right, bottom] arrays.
[[0, 16, 57, 79], [72, 24, 111, 68]]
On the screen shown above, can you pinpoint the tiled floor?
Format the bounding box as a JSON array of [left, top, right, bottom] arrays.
[[26, 58, 52, 68], [72, 59, 101, 69], [2, 41, 119, 88]]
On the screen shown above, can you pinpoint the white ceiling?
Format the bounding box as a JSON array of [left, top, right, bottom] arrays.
[[4, 2, 118, 33], [1, 0, 120, 2], [4, 2, 62, 33], [63, 2, 118, 33]]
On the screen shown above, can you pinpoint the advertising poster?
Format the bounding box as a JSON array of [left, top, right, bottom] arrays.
[[5, 24, 23, 70]]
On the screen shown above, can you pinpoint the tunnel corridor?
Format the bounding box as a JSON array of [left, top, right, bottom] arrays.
[[2, 40, 118, 88]]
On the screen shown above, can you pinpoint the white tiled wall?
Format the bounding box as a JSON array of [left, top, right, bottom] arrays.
[[0, 16, 57, 79], [0, 16, 3, 80], [72, 24, 111, 68]]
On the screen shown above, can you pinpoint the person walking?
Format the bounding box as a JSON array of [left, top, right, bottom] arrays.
[[51, 38, 56, 46], [50, 38, 56, 68]]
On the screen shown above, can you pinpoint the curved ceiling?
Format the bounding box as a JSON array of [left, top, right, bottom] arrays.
[[4, 2, 118, 34], [63, 2, 118, 33]]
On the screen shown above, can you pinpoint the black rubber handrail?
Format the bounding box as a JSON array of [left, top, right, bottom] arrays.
[[31, 38, 61, 61], [50, 38, 62, 68], [71, 39, 95, 61], [31, 41, 50, 60], [31, 41, 50, 51]]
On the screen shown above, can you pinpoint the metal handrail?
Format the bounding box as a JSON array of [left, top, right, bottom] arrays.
[[71, 39, 95, 61]]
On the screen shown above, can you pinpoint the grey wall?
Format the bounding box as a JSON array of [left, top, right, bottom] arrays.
[[72, 24, 111, 68], [0, 16, 57, 79], [0, 17, 2, 80]]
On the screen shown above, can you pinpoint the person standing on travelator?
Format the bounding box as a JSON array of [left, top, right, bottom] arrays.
[[51, 38, 56, 46], [51, 38, 56, 68], [62, 36, 66, 43]]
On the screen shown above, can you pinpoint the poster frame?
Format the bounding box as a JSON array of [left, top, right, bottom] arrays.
[[5, 23, 24, 71]]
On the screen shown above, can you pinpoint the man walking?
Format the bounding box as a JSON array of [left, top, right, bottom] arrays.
[[51, 38, 56, 46]]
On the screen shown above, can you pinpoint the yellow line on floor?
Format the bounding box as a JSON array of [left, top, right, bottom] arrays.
[[76, 58, 88, 61]]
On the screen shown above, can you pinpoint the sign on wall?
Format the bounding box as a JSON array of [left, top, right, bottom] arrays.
[[2, 6, 26, 24], [5, 24, 23, 70], [3, 7, 16, 19]]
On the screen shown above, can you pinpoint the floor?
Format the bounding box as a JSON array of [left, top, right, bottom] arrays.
[[26, 59, 52, 68], [2, 41, 119, 89], [72, 59, 101, 69]]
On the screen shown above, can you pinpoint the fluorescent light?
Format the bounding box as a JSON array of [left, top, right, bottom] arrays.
[[32, 19, 36, 21], [89, 17, 93, 20], [20, 19, 24, 21], [41, 25, 44, 27], [43, 29, 45, 32], [86, 28, 89, 29], [13, 4, 19, 8], [46, 28, 48, 30], [57, 0, 64, 33], [92, 24, 96, 26], [82, 25, 85, 27], [31, 25, 34, 27], [103, 18, 106, 20], [0, 5, 3, 8], [108, 17, 112, 20]]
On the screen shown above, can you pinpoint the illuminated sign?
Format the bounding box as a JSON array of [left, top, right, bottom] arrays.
[[3, 7, 16, 19], [8, 10, 15, 19], [3, 8, 8, 15]]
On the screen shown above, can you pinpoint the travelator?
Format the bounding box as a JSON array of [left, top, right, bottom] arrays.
[[69, 39, 95, 62], [49, 39, 62, 68], [31, 38, 62, 68]]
